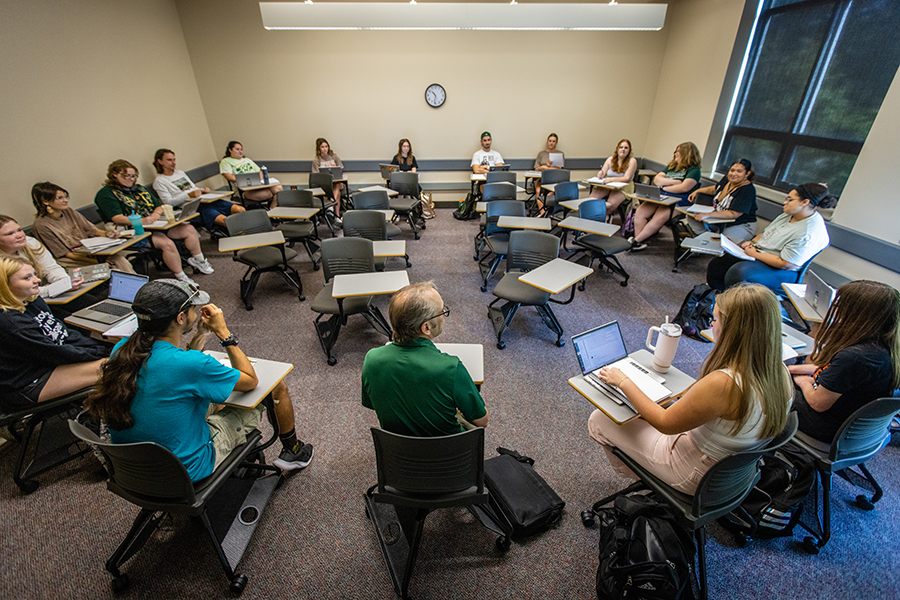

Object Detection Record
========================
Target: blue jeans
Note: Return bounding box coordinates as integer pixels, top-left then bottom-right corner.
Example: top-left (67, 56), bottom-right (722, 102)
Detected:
top-left (706, 253), bottom-right (798, 293)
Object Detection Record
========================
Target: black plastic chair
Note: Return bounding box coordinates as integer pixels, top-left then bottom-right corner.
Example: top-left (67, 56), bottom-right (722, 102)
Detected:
top-left (486, 171), bottom-right (516, 185)
top-left (224, 211), bottom-right (304, 310)
top-left (352, 190), bottom-right (402, 239)
top-left (273, 189), bottom-right (321, 270)
top-left (389, 171), bottom-right (424, 239)
top-left (68, 419), bottom-right (280, 596)
top-left (582, 413), bottom-right (798, 600)
top-left (342, 210), bottom-right (410, 270)
top-left (791, 397), bottom-right (900, 554)
top-left (478, 200), bottom-right (526, 292)
top-left (363, 427), bottom-right (508, 599)
top-left (536, 169), bottom-right (570, 215)
top-left (569, 199), bottom-right (631, 287)
top-left (309, 172), bottom-right (340, 235)
top-left (0, 387), bottom-right (93, 494)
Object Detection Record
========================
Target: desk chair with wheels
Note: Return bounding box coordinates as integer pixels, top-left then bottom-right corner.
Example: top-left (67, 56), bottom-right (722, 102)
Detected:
top-left (389, 172), bottom-right (424, 239)
top-left (569, 199), bottom-right (631, 287)
top-left (352, 190), bottom-right (402, 239)
top-left (342, 210), bottom-right (410, 270)
top-left (778, 251), bottom-right (826, 332)
top-left (582, 413), bottom-right (798, 600)
top-left (224, 211), bottom-right (304, 310)
top-left (791, 397), bottom-right (900, 554)
top-left (488, 230), bottom-right (566, 349)
top-left (536, 169), bottom-right (570, 215)
top-left (548, 180), bottom-right (578, 224)
top-left (273, 189), bottom-right (321, 270)
top-left (68, 419), bottom-right (281, 596)
top-left (363, 427), bottom-right (508, 600)
top-left (311, 237), bottom-right (391, 366)
top-left (309, 172), bottom-right (340, 235)
top-left (0, 387), bottom-right (93, 494)
top-left (671, 192), bottom-right (714, 270)
top-left (478, 200), bottom-right (527, 292)
top-left (473, 183), bottom-right (520, 258)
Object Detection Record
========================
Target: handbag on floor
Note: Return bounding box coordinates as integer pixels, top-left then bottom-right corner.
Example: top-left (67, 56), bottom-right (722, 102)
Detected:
top-left (420, 192), bottom-right (436, 219)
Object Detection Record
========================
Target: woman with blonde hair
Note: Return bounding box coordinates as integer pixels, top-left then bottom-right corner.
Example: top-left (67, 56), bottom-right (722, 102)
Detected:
top-left (0, 214), bottom-right (78, 297)
top-left (588, 283), bottom-right (792, 493)
top-left (0, 257), bottom-right (108, 411)
top-left (588, 138), bottom-right (638, 215)
top-left (790, 280), bottom-right (900, 442)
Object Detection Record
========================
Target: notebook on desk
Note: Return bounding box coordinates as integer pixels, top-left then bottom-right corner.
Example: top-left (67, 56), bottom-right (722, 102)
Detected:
top-left (71, 270), bottom-right (148, 325)
top-left (805, 270), bottom-right (836, 319)
top-left (319, 165), bottom-right (343, 179)
top-left (572, 321), bottom-right (672, 414)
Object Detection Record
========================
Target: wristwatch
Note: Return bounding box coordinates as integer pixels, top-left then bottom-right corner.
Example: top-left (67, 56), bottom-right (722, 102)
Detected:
top-left (220, 334), bottom-right (239, 347)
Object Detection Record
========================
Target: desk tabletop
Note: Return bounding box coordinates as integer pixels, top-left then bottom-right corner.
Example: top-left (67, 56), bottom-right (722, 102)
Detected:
top-left (558, 217), bottom-right (619, 237)
top-left (307, 187), bottom-right (325, 196)
top-left (541, 182), bottom-right (586, 193)
top-left (568, 349), bottom-right (695, 425)
top-left (144, 214), bottom-right (199, 230)
top-left (357, 185), bottom-right (399, 197)
top-left (204, 351), bottom-right (293, 409)
top-left (700, 323), bottom-right (813, 357)
top-left (237, 181), bottom-right (281, 192)
top-left (199, 191), bottom-right (234, 203)
top-left (45, 278), bottom-right (106, 305)
top-left (434, 343), bottom-right (484, 385)
top-left (559, 198), bottom-right (588, 212)
top-left (267, 207), bottom-right (320, 220)
top-left (77, 232), bottom-right (152, 256)
top-left (627, 192), bottom-right (681, 206)
top-left (332, 270), bottom-right (410, 298)
top-left (782, 283), bottom-right (825, 323)
top-left (674, 205), bottom-right (735, 224)
top-left (218, 230), bottom-right (285, 252)
top-left (581, 178), bottom-right (629, 191)
top-left (376, 209), bottom-right (395, 221)
top-left (372, 240), bottom-right (407, 257)
top-left (497, 216), bottom-right (551, 230)
top-left (638, 169), bottom-right (658, 178)
top-left (519, 258), bottom-right (593, 294)
top-left (475, 201), bottom-right (487, 213)
top-left (470, 173), bottom-right (487, 182)
top-left (524, 171), bottom-right (542, 178)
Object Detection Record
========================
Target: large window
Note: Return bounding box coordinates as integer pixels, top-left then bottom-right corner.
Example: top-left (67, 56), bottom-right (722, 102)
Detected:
top-left (717, 0), bottom-right (900, 197)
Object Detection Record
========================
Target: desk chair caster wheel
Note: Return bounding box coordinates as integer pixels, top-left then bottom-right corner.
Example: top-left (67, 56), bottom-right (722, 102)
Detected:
top-left (581, 509), bottom-right (596, 527)
top-left (856, 495), bottom-right (875, 511)
top-left (313, 263), bottom-right (320, 271)
top-left (111, 573), bottom-right (130, 593)
top-left (230, 573), bottom-right (248, 595)
top-left (414, 234), bottom-right (421, 240)
top-left (298, 294), bottom-right (306, 302)
top-left (327, 357), bottom-right (337, 366)
top-left (406, 261), bottom-right (412, 268)
top-left (555, 340), bottom-right (565, 347)
top-left (578, 283), bottom-right (586, 292)
top-left (619, 281), bottom-right (628, 287)
top-left (481, 285), bottom-right (487, 293)
top-left (496, 536), bottom-right (511, 552)
top-left (802, 537), bottom-right (821, 554)
top-left (18, 480), bottom-right (40, 495)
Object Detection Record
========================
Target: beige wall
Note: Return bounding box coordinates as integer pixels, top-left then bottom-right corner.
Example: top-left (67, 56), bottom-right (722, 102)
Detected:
top-left (0, 0), bottom-right (215, 225)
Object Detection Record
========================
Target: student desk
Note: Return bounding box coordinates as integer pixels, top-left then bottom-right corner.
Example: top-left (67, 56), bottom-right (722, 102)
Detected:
top-left (699, 324), bottom-right (815, 357)
top-left (144, 213), bottom-right (199, 231)
top-left (372, 240), bottom-right (410, 269)
top-left (625, 191), bottom-right (681, 206)
top-left (218, 230), bottom-right (286, 253)
top-left (782, 283), bottom-right (825, 325)
top-left (582, 179), bottom-right (629, 193)
top-left (524, 171), bottom-right (542, 197)
top-left (518, 258), bottom-right (593, 294)
top-left (568, 349), bottom-right (695, 425)
top-left (267, 207), bottom-right (320, 220)
top-left (434, 343), bottom-right (484, 387)
top-left (674, 205), bottom-right (736, 225)
top-left (470, 173), bottom-right (487, 196)
top-left (357, 185), bottom-right (399, 197)
top-left (46, 278), bottom-right (106, 305)
top-left (476, 197), bottom-right (527, 213)
top-left (199, 191), bottom-right (235, 203)
top-left (559, 198), bottom-right (589, 212)
top-left (236, 179), bottom-right (281, 193)
top-left (496, 216), bottom-right (551, 231)
top-left (74, 232), bottom-right (152, 256)
top-left (557, 217), bottom-right (619, 237)
top-left (540, 182), bottom-right (587, 194)
top-left (636, 169), bottom-right (659, 183)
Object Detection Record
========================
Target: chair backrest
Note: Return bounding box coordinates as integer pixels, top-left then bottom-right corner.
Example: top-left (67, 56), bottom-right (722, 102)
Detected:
top-left (277, 189), bottom-right (315, 208)
top-left (320, 236), bottom-right (375, 282)
top-left (342, 210), bottom-right (387, 241)
top-left (371, 427), bottom-right (485, 496)
top-left (486, 171), bottom-right (516, 185)
top-left (225, 209), bottom-right (273, 236)
top-left (691, 412), bottom-right (798, 518)
top-left (553, 181), bottom-right (579, 203)
top-left (577, 199), bottom-right (607, 222)
top-left (390, 171), bottom-right (419, 197)
top-left (309, 172), bottom-right (335, 199)
top-left (353, 190), bottom-right (391, 210)
top-left (830, 397), bottom-right (900, 462)
top-left (507, 230), bottom-right (559, 272)
top-left (485, 200), bottom-right (526, 237)
top-left (69, 420), bottom-right (197, 504)
top-left (793, 249), bottom-right (825, 284)
top-left (483, 182), bottom-right (517, 201)
top-left (541, 169), bottom-right (570, 186)
top-left (77, 204), bottom-right (105, 225)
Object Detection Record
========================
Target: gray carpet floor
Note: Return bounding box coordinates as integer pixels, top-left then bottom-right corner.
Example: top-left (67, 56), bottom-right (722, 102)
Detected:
top-left (2, 210), bottom-right (897, 599)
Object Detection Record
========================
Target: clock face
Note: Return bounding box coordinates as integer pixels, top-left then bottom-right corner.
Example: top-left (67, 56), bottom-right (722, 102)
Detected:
top-left (425, 83), bottom-right (446, 108)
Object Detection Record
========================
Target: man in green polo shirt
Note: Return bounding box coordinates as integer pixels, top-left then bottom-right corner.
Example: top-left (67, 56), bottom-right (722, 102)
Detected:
top-left (361, 282), bottom-right (489, 437)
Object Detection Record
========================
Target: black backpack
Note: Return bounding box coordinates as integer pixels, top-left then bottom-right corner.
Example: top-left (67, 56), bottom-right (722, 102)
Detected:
top-left (720, 443), bottom-right (816, 541)
top-left (596, 495), bottom-right (696, 600)
top-left (452, 192), bottom-right (478, 220)
top-left (673, 284), bottom-right (717, 341)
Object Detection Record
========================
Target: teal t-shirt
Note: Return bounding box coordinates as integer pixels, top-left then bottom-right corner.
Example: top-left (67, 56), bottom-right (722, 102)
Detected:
top-left (109, 339), bottom-right (241, 481)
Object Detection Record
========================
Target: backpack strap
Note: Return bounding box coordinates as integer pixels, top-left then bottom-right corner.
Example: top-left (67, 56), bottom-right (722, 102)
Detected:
top-left (496, 447), bottom-right (535, 466)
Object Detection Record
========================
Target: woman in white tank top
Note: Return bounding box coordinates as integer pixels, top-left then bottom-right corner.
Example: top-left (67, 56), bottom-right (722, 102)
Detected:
top-left (588, 284), bottom-right (792, 493)
top-left (588, 139), bottom-right (638, 215)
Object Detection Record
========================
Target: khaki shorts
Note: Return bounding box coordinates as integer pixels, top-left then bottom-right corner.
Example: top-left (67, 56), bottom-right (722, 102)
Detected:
top-left (207, 405), bottom-right (265, 470)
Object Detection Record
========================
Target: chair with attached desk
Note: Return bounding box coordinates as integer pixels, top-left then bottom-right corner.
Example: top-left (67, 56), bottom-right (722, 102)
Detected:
top-left (311, 237), bottom-right (390, 366)
top-left (478, 200), bottom-right (527, 292)
top-left (76, 204), bottom-right (154, 275)
top-left (671, 192), bottom-right (714, 270)
top-left (778, 251), bottom-right (826, 331)
top-left (582, 413), bottom-right (798, 600)
top-left (569, 199), bottom-right (631, 287)
top-left (389, 172), bottom-right (424, 239)
top-left (272, 189), bottom-right (321, 270)
top-left (488, 230), bottom-right (564, 349)
top-left (536, 169), bottom-right (570, 215)
top-left (486, 170), bottom-right (516, 185)
top-left (223, 211), bottom-right (304, 310)
top-left (342, 210), bottom-right (410, 270)
top-left (68, 418), bottom-right (281, 596)
top-left (309, 172), bottom-right (340, 234)
top-left (363, 427), bottom-right (508, 600)
top-left (791, 397), bottom-right (900, 554)
top-left (547, 180), bottom-right (578, 223)
top-left (473, 183), bottom-right (521, 257)
top-left (352, 190), bottom-right (402, 239)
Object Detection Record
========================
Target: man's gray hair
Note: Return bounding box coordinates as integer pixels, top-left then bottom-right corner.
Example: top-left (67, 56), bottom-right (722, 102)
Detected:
top-left (389, 281), bottom-right (440, 344)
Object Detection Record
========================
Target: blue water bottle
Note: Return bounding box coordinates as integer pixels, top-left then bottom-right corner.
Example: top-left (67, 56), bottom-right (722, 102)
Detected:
top-left (261, 166), bottom-right (269, 185)
top-left (127, 212), bottom-right (145, 235)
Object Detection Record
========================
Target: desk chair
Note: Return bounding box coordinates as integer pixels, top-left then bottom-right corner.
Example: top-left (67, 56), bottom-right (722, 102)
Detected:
top-left (342, 210), bottom-right (410, 270)
top-left (778, 252), bottom-right (826, 332)
top-left (671, 192), bottom-right (714, 271)
top-left (479, 200), bottom-right (527, 292)
top-left (309, 172), bottom-right (340, 235)
top-left (488, 230), bottom-right (565, 349)
top-left (569, 199), bottom-right (631, 288)
top-left (68, 420), bottom-right (281, 596)
top-left (486, 171), bottom-right (516, 185)
top-left (473, 184), bottom-right (521, 257)
top-left (582, 413), bottom-right (798, 600)
top-left (536, 169), bottom-right (570, 216)
top-left (791, 397), bottom-right (900, 554)
top-left (224, 211), bottom-right (304, 310)
top-left (273, 189), bottom-right (321, 270)
top-left (76, 204), bottom-right (155, 275)
top-left (352, 190), bottom-right (402, 239)
top-left (363, 427), bottom-right (508, 599)
top-left (389, 172), bottom-right (424, 239)
top-left (0, 387), bottom-right (93, 494)
top-left (311, 237), bottom-right (391, 366)
top-left (548, 180), bottom-right (578, 224)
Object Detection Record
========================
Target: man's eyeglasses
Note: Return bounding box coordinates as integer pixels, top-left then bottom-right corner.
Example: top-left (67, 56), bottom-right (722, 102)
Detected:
top-left (177, 282), bottom-right (201, 314)
top-left (419, 305), bottom-right (450, 328)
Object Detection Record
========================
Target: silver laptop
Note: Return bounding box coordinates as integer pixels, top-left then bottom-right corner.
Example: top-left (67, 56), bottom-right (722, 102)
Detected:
top-left (632, 183), bottom-right (661, 202)
top-left (572, 321), bottom-right (672, 413)
top-left (319, 165), bottom-right (343, 179)
top-left (71, 270), bottom-right (148, 325)
top-left (234, 172), bottom-right (263, 188)
top-left (805, 270), bottom-right (836, 319)
top-left (379, 164), bottom-right (399, 179)
top-left (174, 198), bottom-right (201, 221)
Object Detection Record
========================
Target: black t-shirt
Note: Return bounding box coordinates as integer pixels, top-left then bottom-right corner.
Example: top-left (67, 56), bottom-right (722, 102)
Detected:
top-left (391, 154), bottom-right (418, 172)
top-left (713, 177), bottom-right (757, 226)
top-left (793, 343), bottom-right (894, 442)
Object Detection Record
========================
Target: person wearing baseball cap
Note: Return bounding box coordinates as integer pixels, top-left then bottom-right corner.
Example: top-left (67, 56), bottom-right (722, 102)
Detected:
top-left (85, 279), bottom-right (313, 481)
top-left (471, 131), bottom-right (504, 175)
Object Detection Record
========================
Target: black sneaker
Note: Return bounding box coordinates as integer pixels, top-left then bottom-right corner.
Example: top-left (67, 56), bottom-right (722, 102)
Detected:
top-left (274, 442), bottom-right (314, 471)
top-left (630, 241), bottom-right (648, 252)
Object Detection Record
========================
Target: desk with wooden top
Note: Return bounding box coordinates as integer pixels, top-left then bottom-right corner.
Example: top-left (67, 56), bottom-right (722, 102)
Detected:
top-left (144, 213), bottom-right (199, 231)
top-left (267, 207), bottom-right (320, 220)
top-left (199, 191), bottom-right (235, 203)
top-left (357, 185), bottom-right (399, 197)
top-left (74, 232), bottom-right (151, 256)
top-left (434, 343), bottom-right (484, 387)
top-left (496, 216), bottom-right (551, 231)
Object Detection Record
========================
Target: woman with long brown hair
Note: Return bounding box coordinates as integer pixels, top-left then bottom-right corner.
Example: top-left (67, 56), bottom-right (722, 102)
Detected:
top-left (391, 138), bottom-right (418, 173)
top-left (790, 280), bottom-right (900, 442)
top-left (588, 283), bottom-right (792, 493)
top-left (588, 138), bottom-right (638, 214)
top-left (312, 137), bottom-right (345, 220)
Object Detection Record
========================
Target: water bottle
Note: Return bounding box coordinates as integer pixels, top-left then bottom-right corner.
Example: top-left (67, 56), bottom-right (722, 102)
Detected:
top-left (127, 212), bottom-right (145, 235)
top-left (261, 166), bottom-right (269, 185)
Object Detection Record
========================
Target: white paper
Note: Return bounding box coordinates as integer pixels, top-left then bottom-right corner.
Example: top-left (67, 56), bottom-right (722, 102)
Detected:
top-left (148, 220), bottom-right (170, 228)
top-left (80, 236), bottom-right (121, 250)
top-left (46, 278), bottom-right (73, 297)
top-left (782, 343), bottom-right (798, 361)
top-left (199, 193), bottom-right (224, 199)
top-left (585, 177), bottom-right (627, 189)
top-left (720, 236), bottom-right (756, 261)
top-left (103, 314), bottom-right (138, 338)
top-left (686, 204), bottom-right (714, 214)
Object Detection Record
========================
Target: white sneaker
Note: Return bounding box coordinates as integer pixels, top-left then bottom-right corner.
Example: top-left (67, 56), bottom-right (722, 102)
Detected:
top-left (187, 257), bottom-right (214, 275)
top-left (175, 272), bottom-right (197, 285)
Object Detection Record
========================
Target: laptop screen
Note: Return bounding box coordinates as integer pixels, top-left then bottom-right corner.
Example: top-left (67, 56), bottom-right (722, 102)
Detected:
top-left (108, 271), bottom-right (148, 303)
top-left (572, 321), bottom-right (629, 376)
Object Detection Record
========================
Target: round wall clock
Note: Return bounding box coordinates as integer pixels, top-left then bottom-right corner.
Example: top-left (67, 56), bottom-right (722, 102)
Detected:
top-left (425, 83), bottom-right (446, 108)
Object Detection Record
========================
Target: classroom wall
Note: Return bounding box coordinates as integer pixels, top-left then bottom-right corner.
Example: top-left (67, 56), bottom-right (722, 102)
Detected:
top-left (0, 0), bottom-right (216, 225)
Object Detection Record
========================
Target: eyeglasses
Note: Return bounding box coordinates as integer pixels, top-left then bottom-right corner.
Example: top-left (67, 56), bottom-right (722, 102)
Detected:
top-left (419, 305), bottom-right (450, 328)
top-left (177, 282), bottom-right (201, 314)
top-left (120, 173), bottom-right (138, 180)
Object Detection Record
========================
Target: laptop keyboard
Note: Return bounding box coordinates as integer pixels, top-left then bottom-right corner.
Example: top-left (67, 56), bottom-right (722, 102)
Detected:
top-left (92, 302), bottom-right (131, 317)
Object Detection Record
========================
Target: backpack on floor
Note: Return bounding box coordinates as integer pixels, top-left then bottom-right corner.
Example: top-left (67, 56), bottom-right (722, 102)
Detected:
top-left (481, 447), bottom-right (565, 539)
top-left (595, 494), bottom-right (696, 600)
top-left (673, 284), bottom-right (717, 341)
top-left (720, 443), bottom-right (816, 541)
top-left (621, 208), bottom-right (636, 239)
top-left (452, 193), bottom-right (478, 220)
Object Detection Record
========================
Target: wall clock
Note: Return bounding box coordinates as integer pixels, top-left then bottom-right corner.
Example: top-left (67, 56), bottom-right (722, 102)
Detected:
top-left (425, 83), bottom-right (446, 108)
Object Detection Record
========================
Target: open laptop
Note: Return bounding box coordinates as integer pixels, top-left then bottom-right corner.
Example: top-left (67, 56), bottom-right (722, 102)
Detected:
top-left (173, 198), bottom-right (201, 221)
top-left (379, 163), bottom-right (399, 179)
top-left (234, 172), bottom-right (263, 188)
top-left (805, 270), bottom-right (836, 319)
top-left (71, 270), bottom-right (148, 325)
top-left (572, 321), bottom-right (672, 413)
top-left (319, 165), bottom-right (343, 179)
top-left (488, 164), bottom-right (511, 172)
top-left (631, 182), bottom-right (661, 202)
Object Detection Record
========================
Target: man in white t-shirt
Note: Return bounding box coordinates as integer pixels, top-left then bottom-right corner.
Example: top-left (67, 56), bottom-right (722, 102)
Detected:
top-left (471, 132), bottom-right (503, 175)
